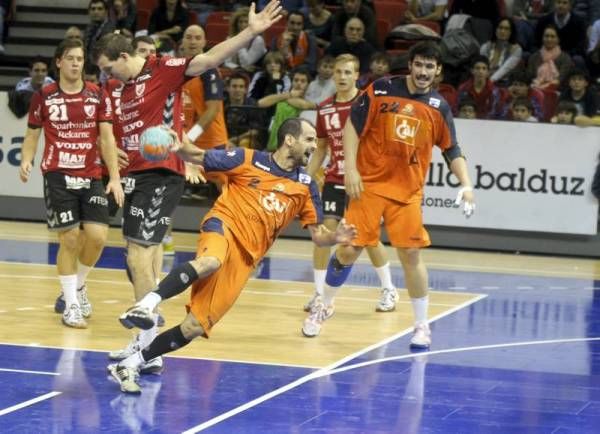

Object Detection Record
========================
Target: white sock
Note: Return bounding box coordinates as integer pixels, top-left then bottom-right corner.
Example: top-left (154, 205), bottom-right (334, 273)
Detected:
top-left (76, 261), bottom-right (92, 289)
top-left (60, 274), bottom-right (78, 307)
top-left (139, 322), bottom-right (158, 348)
top-left (322, 284), bottom-right (338, 307)
top-left (374, 262), bottom-right (394, 289)
top-left (411, 295), bottom-right (429, 324)
top-left (120, 351), bottom-right (145, 369)
top-left (313, 269), bottom-right (326, 296)
top-left (139, 292), bottom-right (162, 311)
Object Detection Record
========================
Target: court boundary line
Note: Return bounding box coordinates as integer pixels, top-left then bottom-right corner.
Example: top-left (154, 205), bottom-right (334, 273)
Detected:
top-left (0, 391), bottom-right (62, 417)
top-left (0, 368), bottom-right (59, 376)
top-left (181, 293), bottom-right (487, 433)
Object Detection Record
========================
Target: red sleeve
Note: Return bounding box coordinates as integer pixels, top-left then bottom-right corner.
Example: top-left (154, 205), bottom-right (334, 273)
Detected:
top-left (27, 91), bottom-right (44, 128)
top-left (159, 56), bottom-right (194, 94)
top-left (98, 88), bottom-right (113, 123)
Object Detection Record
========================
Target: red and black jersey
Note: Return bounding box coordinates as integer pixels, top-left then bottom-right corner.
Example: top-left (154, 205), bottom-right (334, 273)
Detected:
top-left (350, 76), bottom-right (457, 203)
top-left (116, 55), bottom-right (193, 176)
top-left (28, 81), bottom-right (112, 178)
top-left (315, 93), bottom-right (358, 185)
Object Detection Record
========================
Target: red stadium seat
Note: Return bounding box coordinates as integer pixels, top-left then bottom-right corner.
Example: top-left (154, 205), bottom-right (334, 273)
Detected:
top-left (205, 11), bottom-right (232, 26)
top-left (373, 0), bottom-right (408, 28)
top-left (262, 21), bottom-right (286, 48)
top-left (377, 18), bottom-right (391, 49)
top-left (205, 22), bottom-right (230, 47)
top-left (137, 8), bottom-right (150, 30)
top-left (137, 0), bottom-right (158, 12)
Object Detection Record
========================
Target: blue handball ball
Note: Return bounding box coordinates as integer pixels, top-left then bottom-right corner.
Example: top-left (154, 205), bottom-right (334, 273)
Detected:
top-left (139, 126), bottom-right (173, 161)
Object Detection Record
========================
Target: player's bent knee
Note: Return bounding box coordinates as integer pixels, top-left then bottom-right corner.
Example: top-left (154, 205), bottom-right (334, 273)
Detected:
top-left (398, 248), bottom-right (422, 267)
top-left (191, 256), bottom-right (221, 276)
top-left (59, 229), bottom-right (80, 251)
top-left (336, 245), bottom-right (361, 265)
top-left (180, 314), bottom-right (205, 340)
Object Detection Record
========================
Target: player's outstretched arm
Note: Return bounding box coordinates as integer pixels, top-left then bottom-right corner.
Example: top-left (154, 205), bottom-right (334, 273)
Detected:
top-left (168, 129), bottom-right (207, 175)
top-left (19, 127), bottom-right (41, 183)
top-left (450, 157), bottom-right (475, 218)
top-left (186, 1), bottom-right (282, 76)
top-left (308, 219), bottom-right (358, 247)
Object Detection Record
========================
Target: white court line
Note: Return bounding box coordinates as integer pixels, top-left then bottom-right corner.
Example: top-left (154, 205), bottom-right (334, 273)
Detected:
top-left (0, 368), bottom-right (60, 376)
top-left (181, 293), bottom-right (487, 434)
top-left (0, 391), bottom-right (62, 417)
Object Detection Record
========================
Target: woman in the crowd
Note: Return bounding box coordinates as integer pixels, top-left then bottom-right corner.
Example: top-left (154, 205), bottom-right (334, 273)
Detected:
top-left (223, 7), bottom-right (267, 73)
top-left (148, 0), bottom-right (189, 43)
top-left (527, 24), bottom-right (573, 90)
top-left (480, 17), bottom-right (523, 85)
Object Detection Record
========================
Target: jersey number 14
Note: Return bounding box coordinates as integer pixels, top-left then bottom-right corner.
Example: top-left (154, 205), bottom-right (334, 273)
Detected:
top-left (323, 112), bottom-right (341, 130)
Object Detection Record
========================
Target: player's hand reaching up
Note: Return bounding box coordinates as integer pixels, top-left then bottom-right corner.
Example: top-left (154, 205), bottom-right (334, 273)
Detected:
top-left (344, 167), bottom-right (363, 199)
top-left (248, 1), bottom-right (283, 35)
top-left (454, 186), bottom-right (475, 218)
top-left (335, 218), bottom-right (358, 245)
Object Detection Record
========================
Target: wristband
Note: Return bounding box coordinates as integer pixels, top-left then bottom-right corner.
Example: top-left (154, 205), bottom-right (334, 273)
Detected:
top-left (187, 124), bottom-right (204, 142)
top-left (458, 186), bottom-right (473, 194)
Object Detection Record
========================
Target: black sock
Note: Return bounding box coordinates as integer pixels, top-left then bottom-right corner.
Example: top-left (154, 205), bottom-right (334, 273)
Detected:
top-left (141, 325), bottom-right (191, 361)
top-left (156, 262), bottom-right (199, 299)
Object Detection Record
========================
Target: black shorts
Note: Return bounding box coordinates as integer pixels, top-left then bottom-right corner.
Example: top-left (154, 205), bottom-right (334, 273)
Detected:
top-left (43, 172), bottom-right (109, 231)
top-left (102, 175), bottom-right (126, 217)
top-left (123, 169), bottom-right (185, 245)
top-left (321, 182), bottom-right (347, 220)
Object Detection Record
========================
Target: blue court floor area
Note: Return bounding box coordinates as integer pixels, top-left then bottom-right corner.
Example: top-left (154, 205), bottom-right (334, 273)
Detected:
top-left (1, 238), bottom-right (600, 433)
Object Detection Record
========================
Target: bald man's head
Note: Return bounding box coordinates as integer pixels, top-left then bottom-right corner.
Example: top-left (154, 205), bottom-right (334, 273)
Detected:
top-left (181, 25), bottom-right (206, 56)
top-left (345, 17), bottom-right (364, 44)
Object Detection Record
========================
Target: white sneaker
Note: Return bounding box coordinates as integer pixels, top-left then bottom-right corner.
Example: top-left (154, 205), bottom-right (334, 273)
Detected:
top-left (303, 292), bottom-right (320, 312)
top-left (109, 335), bottom-right (142, 360)
top-left (410, 322), bottom-right (431, 349)
top-left (77, 285), bottom-right (92, 318)
top-left (376, 287), bottom-right (399, 312)
top-left (108, 363), bottom-right (141, 394)
top-left (139, 356), bottom-right (163, 375)
top-left (119, 305), bottom-right (155, 330)
top-left (62, 304), bottom-right (87, 329)
top-left (302, 300), bottom-right (334, 337)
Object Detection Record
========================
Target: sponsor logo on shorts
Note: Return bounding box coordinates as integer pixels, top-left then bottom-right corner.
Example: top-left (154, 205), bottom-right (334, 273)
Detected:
top-left (89, 195), bottom-right (108, 206)
top-left (123, 177), bottom-right (135, 194)
top-left (64, 175), bottom-right (91, 190)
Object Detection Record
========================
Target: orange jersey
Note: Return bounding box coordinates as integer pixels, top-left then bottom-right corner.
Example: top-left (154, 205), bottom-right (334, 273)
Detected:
top-left (351, 76), bottom-right (457, 203)
top-left (202, 148), bottom-right (322, 264)
top-left (182, 69), bottom-right (228, 149)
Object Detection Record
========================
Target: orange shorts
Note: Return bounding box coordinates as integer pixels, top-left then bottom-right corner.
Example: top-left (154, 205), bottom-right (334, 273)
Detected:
top-left (186, 228), bottom-right (254, 337)
top-left (345, 189), bottom-right (430, 248)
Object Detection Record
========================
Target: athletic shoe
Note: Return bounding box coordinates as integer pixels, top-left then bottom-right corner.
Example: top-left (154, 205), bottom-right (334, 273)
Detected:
top-left (119, 305), bottom-right (155, 330)
top-left (77, 285), bottom-right (92, 318)
top-left (302, 300), bottom-right (334, 337)
top-left (62, 304), bottom-right (87, 329)
top-left (139, 356), bottom-right (163, 375)
top-left (409, 322), bottom-right (431, 349)
top-left (303, 292), bottom-right (320, 312)
top-left (108, 334), bottom-right (142, 360)
top-left (54, 286), bottom-right (92, 318)
top-left (108, 363), bottom-right (141, 394)
top-left (376, 287), bottom-right (399, 312)
top-left (162, 237), bottom-right (175, 256)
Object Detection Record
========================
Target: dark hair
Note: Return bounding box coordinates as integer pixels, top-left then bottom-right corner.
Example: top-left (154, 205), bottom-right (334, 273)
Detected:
top-left (566, 67), bottom-right (590, 82)
top-left (55, 38), bottom-right (85, 61)
top-left (318, 55), bottom-right (335, 67)
top-left (91, 33), bottom-right (134, 62)
top-left (509, 69), bottom-right (531, 85)
top-left (276, 118), bottom-right (313, 149)
top-left (228, 71), bottom-right (250, 87)
top-left (287, 10), bottom-right (305, 23)
top-left (470, 54), bottom-right (489, 69)
top-left (512, 96), bottom-right (532, 112)
top-left (132, 35), bottom-right (155, 49)
top-left (408, 41), bottom-right (442, 65)
top-left (29, 56), bottom-right (49, 70)
top-left (370, 52), bottom-right (390, 66)
top-left (291, 66), bottom-right (312, 81)
top-left (458, 98), bottom-right (477, 110)
top-left (556, 100), bottom-right (577, 117)
top-left (88, 0), bottom-right (108, 9)
top-left (492, 17), bottom-right (518, 45)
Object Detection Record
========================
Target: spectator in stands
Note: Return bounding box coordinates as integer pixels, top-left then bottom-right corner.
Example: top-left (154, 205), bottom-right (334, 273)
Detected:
top-left (586, 19), bottom-right (600, 81)
top-left (148, 0), bottom-right (189, 43)
top-left (457, 55), bottom-right (506, 119)
top-left (15, 57), bottom-right (53, 92)
top-left (358, 51), bottom-right (390, 89)
top-left (447, 0), bottom-right (500, 43)
top-left (480, 18), bottom-right (523, 85)
top-left (527, 25), bottom-right (573, 90)
top-left (248, 51), bottom-right (292, 100)
top-left (457, 98), bottom-right (477, 118)
top-left (305, 55), bottom-right (336, 105)
top-left (551, 99), bottom-right (578, 124)
top-left (404, 0), bottom-right (447, 23)
top-left (331, 0), bottom-right (377, 48)
top-left (534, 0), bottom-right (587, 59)
top-left (325, 17), bottom-right (376, 74)
top-left (0, 0), bottom-right (16, 54)
top-left (558, 68), bottom-right (600, 126)
top-left (84, 0), bottom-right (115, 63)
top-left (110, 0), bottom-right (137, 33)
top-left (132, 35), bottom-right (156, 57)
top-left (500, 69), bottom-right (544, 121)
top-left (432, 69), bottom-right (457, 113)
top-left (65, 26), bottom-right (83, 41)
top-left (259, 67), bottom-right (316, 150)
top-left (258, 0), bottom-right (305, 18)
top-left (271, 10), bottom-right (318, 72)
top-left (224, 72), bottom-right (265, 148)
top-left (511, 0), bottom-right (553, 52)
top-left (511, 97), bottom-right (538, 121)
top-left (224, 7), bottom-right (267, 73)
top-left (306, 0), bottom-right (334, 50)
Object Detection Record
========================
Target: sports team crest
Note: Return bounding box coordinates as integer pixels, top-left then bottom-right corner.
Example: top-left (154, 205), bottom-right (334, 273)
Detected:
top-left (84, 105), bottom-right (95, 118)
top-left (135, 83), bottom-right (145, 98)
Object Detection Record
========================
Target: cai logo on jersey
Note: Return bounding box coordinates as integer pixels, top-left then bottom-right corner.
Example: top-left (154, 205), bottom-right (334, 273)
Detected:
top-left (392, 115), bottom-right (421, 146)
top-left (260, 192), bottom-right (288, 214)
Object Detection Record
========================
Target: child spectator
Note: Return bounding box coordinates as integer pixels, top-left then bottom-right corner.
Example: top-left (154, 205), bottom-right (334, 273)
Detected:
top-left (457, 55), bottom-right (507, 119)
top-left (358, 52), bottom-right (390, 89)
top-left (248, 52), bottom-right (291, 101)
top-left (551, 100), bottom-right (578, 124)
top-left (305, 55), bottom-right (336, 105)
top-left (511, 97), bottom-right (538, 121)
top-left (457, 98), bottom-right (477, 119)
top-left (500, 69), bottom-right (544, 120)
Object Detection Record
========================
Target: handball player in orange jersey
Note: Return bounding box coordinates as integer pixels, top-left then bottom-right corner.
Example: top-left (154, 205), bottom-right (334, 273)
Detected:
top-left (303, 41), bottom-right (476, 347)
top-left (107, 118), bottom-right (357, 394)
